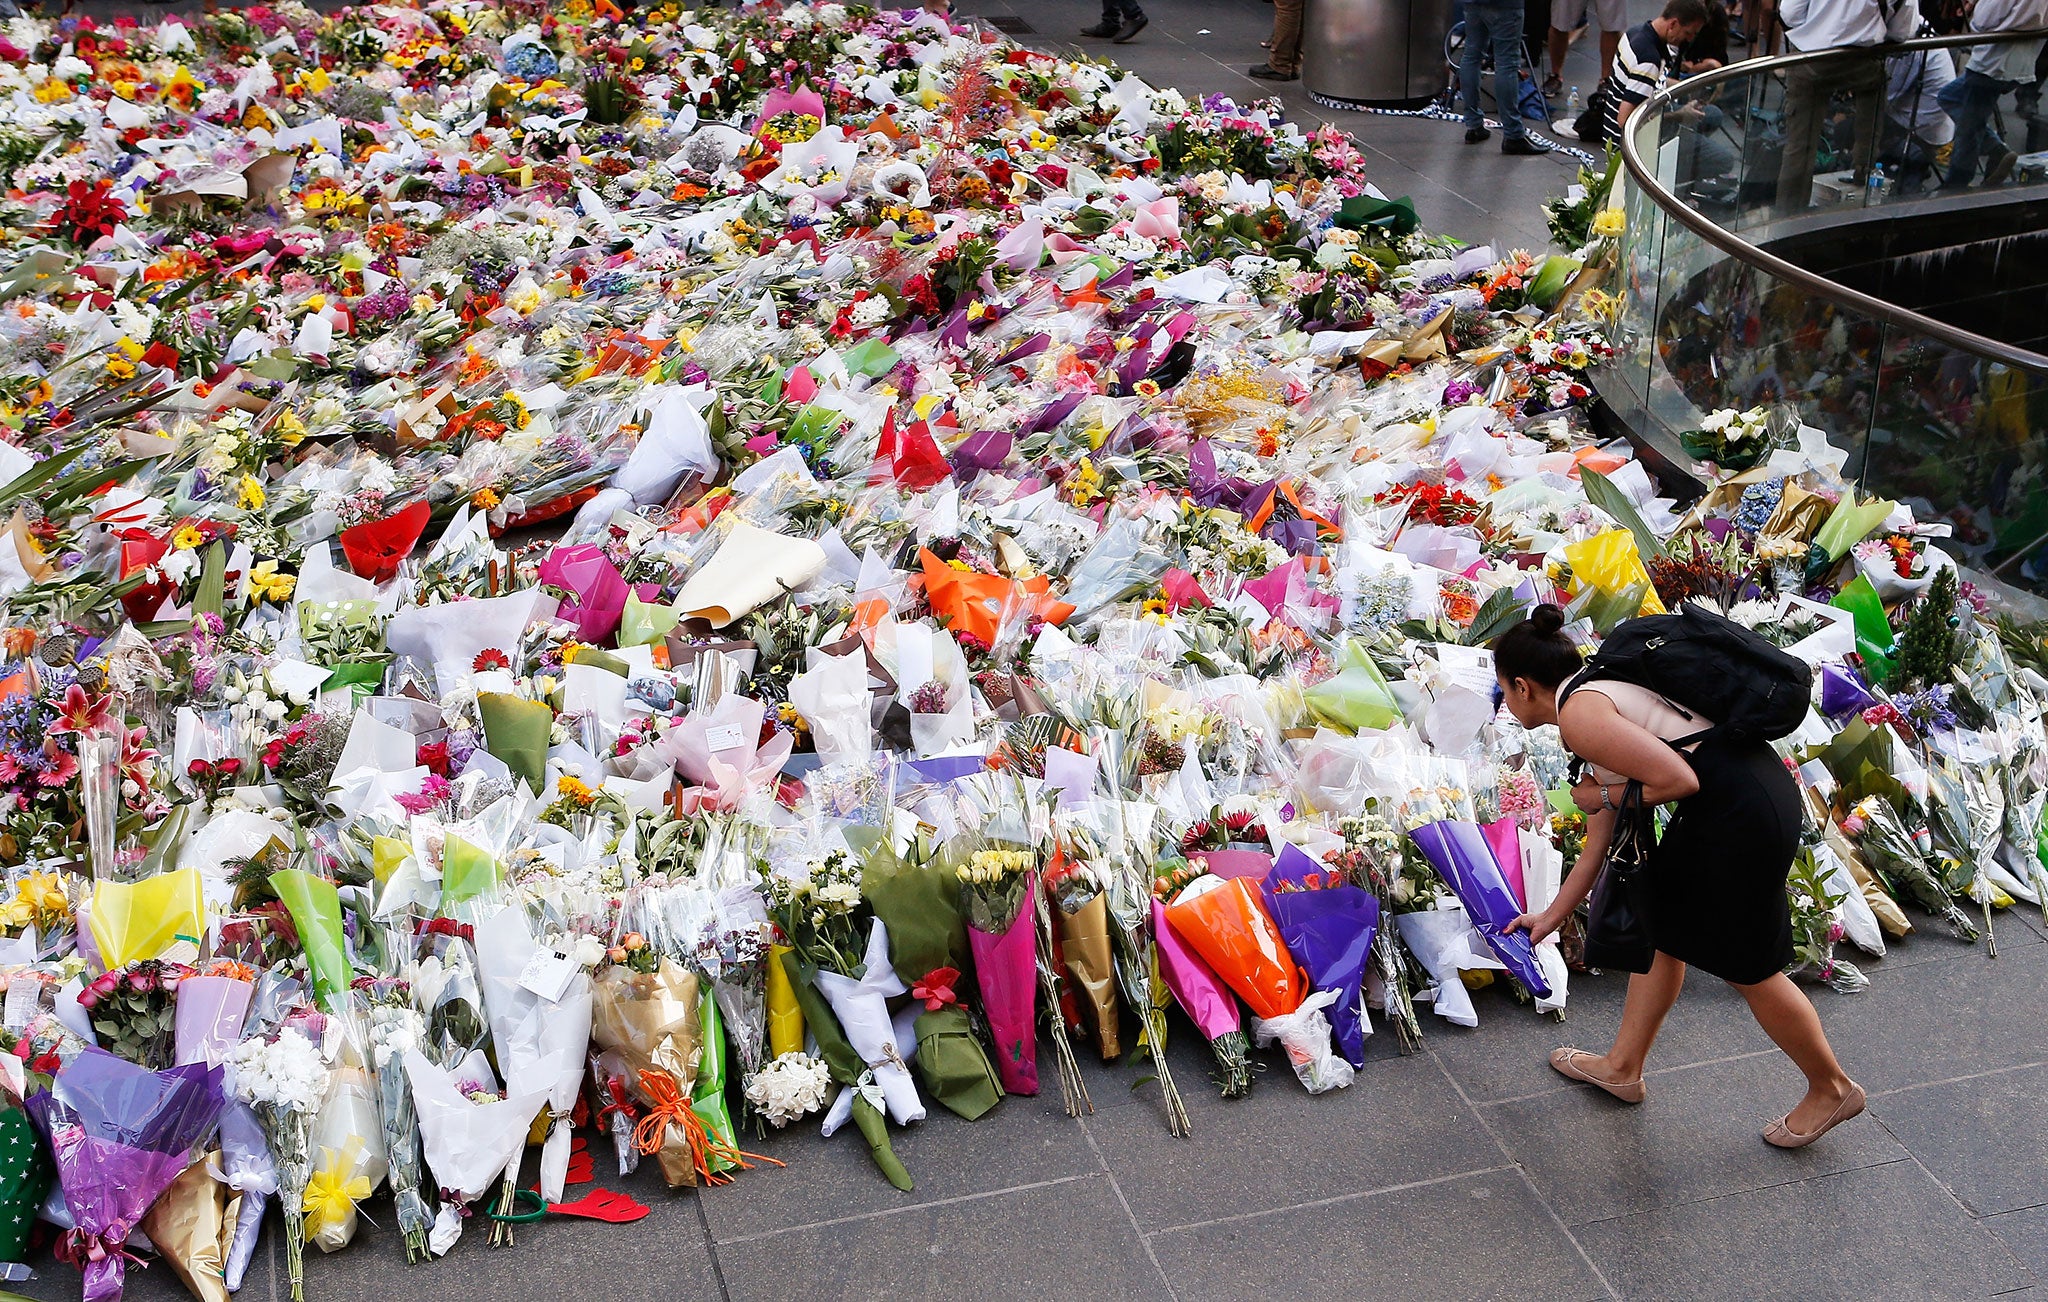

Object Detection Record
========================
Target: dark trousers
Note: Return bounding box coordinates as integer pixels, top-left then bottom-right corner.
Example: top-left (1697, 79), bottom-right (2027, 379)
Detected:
top-left (1101, 0), bottom-right (1144, 21)
top-left (1461, 1), bottom-right (1531, 137)
top-left (1774, 57), bottom-right (1883, 214)
top-left (1937, 69), bottom-right (2015, 187)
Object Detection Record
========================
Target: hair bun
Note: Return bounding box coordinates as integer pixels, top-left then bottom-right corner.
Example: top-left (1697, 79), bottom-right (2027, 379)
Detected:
top-left (1529, 603), bottom-right (1567, 635)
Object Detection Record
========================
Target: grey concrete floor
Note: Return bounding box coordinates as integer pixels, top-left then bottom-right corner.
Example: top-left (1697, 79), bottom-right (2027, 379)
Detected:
top-left (15, 3), bottom-right (2048, 1298)
top-left (15, 902), bottom-right (2048, 1301)
top-left (972, 0), bottom-right (1599, 250)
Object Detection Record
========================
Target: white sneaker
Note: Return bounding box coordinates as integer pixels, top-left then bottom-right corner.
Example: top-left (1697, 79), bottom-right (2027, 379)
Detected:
top-left (1549, 119), bottom-right (1579, 140)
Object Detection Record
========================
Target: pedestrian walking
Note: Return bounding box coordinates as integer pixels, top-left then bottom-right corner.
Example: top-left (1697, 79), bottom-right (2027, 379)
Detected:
top-left (1492, 606), bottom-right (1866, 1150)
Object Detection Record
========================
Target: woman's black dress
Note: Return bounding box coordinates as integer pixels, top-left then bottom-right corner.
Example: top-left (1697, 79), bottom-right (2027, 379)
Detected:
top-left (1646, 735), bottom-right (1799, 984)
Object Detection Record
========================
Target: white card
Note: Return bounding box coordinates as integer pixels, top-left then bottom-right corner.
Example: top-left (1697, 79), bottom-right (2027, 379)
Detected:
top-left (517, 950), bottom-right (577, 1003)
top-left (705, 723), bottom-right (746, 753)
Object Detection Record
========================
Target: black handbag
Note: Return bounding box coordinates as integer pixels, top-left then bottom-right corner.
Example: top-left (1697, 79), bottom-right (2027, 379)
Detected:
top-left (1582, 779), bottom-right (1656, 974)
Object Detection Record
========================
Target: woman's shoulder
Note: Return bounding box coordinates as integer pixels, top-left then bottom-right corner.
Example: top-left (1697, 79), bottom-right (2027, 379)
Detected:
top-left (1563, 673), bottom-right (1710, 739)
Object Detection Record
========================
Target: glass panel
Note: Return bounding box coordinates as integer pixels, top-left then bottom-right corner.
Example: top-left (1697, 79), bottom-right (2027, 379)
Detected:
top-left (1600, 34), bottom-right (2048, 593)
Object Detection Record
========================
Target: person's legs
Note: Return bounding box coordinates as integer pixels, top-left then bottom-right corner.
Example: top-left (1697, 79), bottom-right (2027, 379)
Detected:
top-left (1526, 0), bottom-right (1555, 87)
top-left (1600, 951), bottom-right (1686, 1079)
top-left (1846, 61), bottom-right (1886, 183)
top-left (1599, 26), bottom-right (1622, 83)
top-left (1547, 0), bottom-right (1581, 98)
top-left (1490, 5), bottom-right (1530, 137)
top-left (1939, 72), bottom-right (1997, 186)
top-left (1560, 951), bottom-right (1686, 1085)
top-left (1266, 0), bottom-right (1304, 73)
top-left (1775, 61), bottom-right (1827, 213)
top-left (1461, 9), bottom-right (1492, 131)
top-left (1731, 972), bottom-right (1855, 1132)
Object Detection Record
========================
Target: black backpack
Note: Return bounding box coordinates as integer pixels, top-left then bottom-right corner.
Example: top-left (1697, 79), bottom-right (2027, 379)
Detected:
top-left (1559, 604), bottom-right (1813, 747)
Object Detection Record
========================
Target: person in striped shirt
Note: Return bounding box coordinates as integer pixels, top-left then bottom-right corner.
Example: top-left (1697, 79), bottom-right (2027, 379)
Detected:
top-left (1555, 0), bottom-right (1711, 142)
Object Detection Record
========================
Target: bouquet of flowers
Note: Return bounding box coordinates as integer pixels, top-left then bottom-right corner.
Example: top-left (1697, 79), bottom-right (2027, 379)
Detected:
top-left (474, 904), bottom-right (594, 1231)
top-left (1679, 405), bottom-right (1775, 472)
top-left (1150, 868), bottom-right (1253, 1097)
top-left (1261, 845), bottom-right (1381, 1069)
top-left (32, 1051), bottom-right (227, 1302)
top-left (956, 844), bottom-right (1041, 1096)
top-left (228, 1025), bottom-right (327, 1302)
top-left (357, 976), bottom-right (432, 1262)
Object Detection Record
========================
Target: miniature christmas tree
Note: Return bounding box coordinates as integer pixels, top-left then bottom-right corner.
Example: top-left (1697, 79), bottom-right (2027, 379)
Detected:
top-left (1895, 565), bottom-right (1961, 691)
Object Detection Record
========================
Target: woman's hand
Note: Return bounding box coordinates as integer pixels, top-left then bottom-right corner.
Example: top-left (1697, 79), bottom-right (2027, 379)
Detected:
top-left (1571, 774), bottom-right (1607, 814)
top-left (1506, 910), bottom-right (1561, 944)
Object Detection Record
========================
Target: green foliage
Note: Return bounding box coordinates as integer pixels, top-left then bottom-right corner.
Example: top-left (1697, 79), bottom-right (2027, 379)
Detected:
top-left (1895, 566), bottom-right (1961, 691)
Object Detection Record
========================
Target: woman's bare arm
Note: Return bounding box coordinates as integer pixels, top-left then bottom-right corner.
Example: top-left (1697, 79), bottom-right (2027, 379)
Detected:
top-left (1558, 691), bottom-right (1702, 806)
top-left (1510, 805), bottom-right (1614, 941)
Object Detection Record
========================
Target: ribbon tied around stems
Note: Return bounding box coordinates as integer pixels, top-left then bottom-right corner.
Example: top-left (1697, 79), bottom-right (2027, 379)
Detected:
top-left (57, 1224), bottom-right (146, 1271)
top-left (303, 1147), bottom-right (373, 1243)
top-left (911, 966), bottom-right (960, 1012)
top-left (597, 1076), bottom-right (638, 1130)
top-left (438, 1189), bottom-right (476, 1217)
top-left (853, 1034), bottom-right (913, 1111)
top-left (631, 1068), bottom-right (783, 1187)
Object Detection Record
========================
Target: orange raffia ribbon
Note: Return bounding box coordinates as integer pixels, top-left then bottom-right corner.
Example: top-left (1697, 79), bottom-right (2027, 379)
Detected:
top-left (631, 1069), bottom-right (783, 1186)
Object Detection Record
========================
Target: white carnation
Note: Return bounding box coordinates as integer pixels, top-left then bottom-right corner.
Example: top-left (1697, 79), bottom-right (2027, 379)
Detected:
top-left (744, 1052), bottom-right (831, 1128)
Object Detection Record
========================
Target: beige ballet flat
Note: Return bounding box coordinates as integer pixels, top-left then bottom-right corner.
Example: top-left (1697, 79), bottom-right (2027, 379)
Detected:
top-left (1764, 1083), bottom-right (1866, 1148)
top-left (1548, 1047), bottom-right (1646, 1104)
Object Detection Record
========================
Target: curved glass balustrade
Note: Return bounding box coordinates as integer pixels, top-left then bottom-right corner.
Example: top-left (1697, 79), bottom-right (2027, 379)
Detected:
top-left (1602, 32), bottom-right (2048, 587)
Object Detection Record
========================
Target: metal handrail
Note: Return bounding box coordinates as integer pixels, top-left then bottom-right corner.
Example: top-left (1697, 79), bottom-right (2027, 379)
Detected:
top-left (1616, 28), bottom-right (2048, 374)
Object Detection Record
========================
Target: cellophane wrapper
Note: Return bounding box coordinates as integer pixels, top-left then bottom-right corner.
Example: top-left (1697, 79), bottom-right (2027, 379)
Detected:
top-left (1251, 989), bottom-right (1355, 1094)
top-left (361, 982), bottom-right (432, 1260)
top-left (29, 1052), bottom-right (226, 1302)
top-left (590, 957), bottom-right (703, 1187)
top-left (139, 1153), bottom-right (232, 1302)
top-left (305, 1025), bottom-right (388, 1254)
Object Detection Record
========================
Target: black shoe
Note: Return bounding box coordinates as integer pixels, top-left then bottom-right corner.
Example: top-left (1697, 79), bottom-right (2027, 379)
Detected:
top-left (1248, 63), bottom-right (1299, 80)
top-left (1079, 20), bottom-right (1119, 36)
top-left (1465, 126), bottom-right (1491, 143)
top-left (1113, 15), bottom-right (1147, 40)
top-left (1502, 135), bottom-right (1548, 154)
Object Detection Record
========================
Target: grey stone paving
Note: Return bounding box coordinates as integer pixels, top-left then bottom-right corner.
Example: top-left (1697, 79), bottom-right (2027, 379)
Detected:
top-left (16, 2), bottom-right (2048, 1296)
top-left (14, 904), bottom-right (2043, 1301)
top-left (973, 0), bottom-right (1601, 251)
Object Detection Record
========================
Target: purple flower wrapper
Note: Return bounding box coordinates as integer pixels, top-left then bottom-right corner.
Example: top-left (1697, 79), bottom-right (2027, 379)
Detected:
top-left (29, 1051), bottom-right (226, 1302)
top-left (1407, 821), bottom-right (1553, 998)
top-left (1820, 663), bottom-right (1878, 719)
top-left (1260, 846), bottom-right (1380, 1068)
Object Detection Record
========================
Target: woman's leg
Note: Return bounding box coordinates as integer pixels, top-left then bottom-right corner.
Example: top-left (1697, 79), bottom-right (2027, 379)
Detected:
top-left (1567, 952), bottom-right (1685, 1083)
top-left (1731, 971), bottom-right (1854, 1131)
top-left (1600, 951), bottom-right (1686, 1080)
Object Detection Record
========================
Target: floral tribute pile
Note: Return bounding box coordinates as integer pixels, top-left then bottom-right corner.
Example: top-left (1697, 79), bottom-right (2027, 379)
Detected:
top-left (0, 1), bottom-right (2037, 1295)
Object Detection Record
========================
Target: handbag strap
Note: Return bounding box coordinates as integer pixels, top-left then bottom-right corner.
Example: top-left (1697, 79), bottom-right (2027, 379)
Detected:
top-left (1607, 779), bottom-right (1654, 872)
